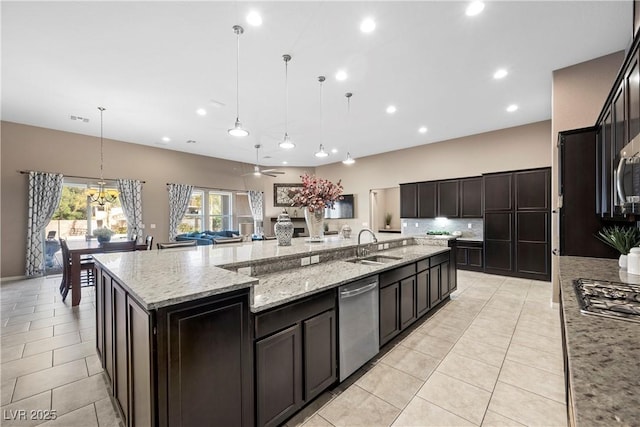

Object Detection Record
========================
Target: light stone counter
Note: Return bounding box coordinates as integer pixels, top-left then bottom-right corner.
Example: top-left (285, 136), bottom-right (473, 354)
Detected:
top-left (93, 234), bottom-right (417, 311)
top-left (558, 256), bottom-right (640, 426)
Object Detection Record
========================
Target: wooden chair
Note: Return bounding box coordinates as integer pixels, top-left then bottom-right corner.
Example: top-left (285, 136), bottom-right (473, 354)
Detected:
top-left (145, 235), bottom-right (153, 251)
top-left (100, 240), bottom-right (137, 253)
top-left (59, 238), bottom-right (95, 302)
top-left (157, 240), bottom-right (197, 249)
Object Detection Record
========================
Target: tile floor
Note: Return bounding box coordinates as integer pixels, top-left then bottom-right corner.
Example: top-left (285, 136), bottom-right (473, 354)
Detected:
top-left (0, 270), bottom-right (566, 427)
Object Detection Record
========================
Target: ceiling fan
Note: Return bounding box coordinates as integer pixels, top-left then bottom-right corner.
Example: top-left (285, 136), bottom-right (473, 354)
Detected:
top-left (243, 144), bottom-right (285, 178)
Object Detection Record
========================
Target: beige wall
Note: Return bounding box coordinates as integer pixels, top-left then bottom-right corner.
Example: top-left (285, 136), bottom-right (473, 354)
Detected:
top-left (317, 120), bottom-right (552, 231)
top-left (550, 51), bottom-right (625, 297)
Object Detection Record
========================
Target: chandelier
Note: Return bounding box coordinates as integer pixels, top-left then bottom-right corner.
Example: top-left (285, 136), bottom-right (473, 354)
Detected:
top-left (87, 107), bottom-right (117, 206)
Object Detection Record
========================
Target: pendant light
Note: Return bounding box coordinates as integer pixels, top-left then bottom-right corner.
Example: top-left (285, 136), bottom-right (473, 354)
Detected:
top-left (87, 107), bottom-right (117, 206)
top-left (279, 54), bottom-right (295, 149)
top-left (342, 92), bottom-right (356, 165)
top-left (314, 76), bottom-right (329, 158)
top-left (228, 25), bottom-right (249, 137)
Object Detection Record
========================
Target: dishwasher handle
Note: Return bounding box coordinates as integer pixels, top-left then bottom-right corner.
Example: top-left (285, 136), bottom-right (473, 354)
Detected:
top-left (340, 282), bottom-right (378, 299)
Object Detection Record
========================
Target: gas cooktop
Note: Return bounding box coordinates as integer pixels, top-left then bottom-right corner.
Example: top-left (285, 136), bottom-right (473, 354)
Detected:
top-left (573, 279), bottom-right (640, 324)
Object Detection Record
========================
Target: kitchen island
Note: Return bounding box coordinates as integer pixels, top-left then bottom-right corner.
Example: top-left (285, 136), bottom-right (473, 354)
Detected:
top-left (558, 257), bottom-right (640, 427)
top-left (93, 234), bottom-right (455, 427)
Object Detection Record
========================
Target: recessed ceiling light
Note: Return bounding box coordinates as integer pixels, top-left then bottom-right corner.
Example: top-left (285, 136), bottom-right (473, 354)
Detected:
top-left (493, 69), bottom-right (508, 79)
top-left (418, 126), bottom-right (428, 134)
top-left (282, 161), bottom-right (288, 165)
top-left (246, 11), bottom-right (262, 26)
top-left (466, 1), bottom-right (485, 16)
top-left (162, 136), bottom-right (171, 142)
top-left (506, 104), bottom-right (518, 112)
top-left (335, 70), bottom-right (348, 81)
top-left (360, 18), bottom-right (376, 33)
top-left (331, 148), bottom-right (338, 154)
top-left (386, 105), bottom-right (397, 114)
top-left (196, 108), bottom-right (207, 116)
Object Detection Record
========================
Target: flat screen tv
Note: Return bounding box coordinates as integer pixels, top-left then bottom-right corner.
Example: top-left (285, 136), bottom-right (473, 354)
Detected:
top-left (325, 194), bottom-right (354, 219)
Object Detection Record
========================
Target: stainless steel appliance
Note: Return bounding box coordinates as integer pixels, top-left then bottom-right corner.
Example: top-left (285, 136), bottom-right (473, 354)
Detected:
top-left (338, 276), bottom-right (379, 381)
top-left (573, 278), bottom-right (640, 323)
top-left (615, 135), bottom-right (640, 214)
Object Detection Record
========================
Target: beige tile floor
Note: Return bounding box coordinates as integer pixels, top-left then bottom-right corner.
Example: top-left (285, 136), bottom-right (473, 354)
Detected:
top-left (0, 270), bottom-right (566, 427)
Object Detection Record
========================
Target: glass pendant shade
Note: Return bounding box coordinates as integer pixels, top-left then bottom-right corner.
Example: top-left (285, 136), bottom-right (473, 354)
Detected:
top-left (279, 133), bottom-right (295, 149)
top-left (315, 144), bottom-right (329, 158)
top-left (228, 118), bottom-right (249, 137)
top-left (342, 152), bottom-right (355, 165)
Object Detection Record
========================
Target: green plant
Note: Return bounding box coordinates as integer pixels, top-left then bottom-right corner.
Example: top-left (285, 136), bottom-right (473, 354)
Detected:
top-left (384, 213), bottom-right (392, 225)
top-left (595, 226), bottom-right (640, 255)
top-left (93, 227), bottom-right (115, 238)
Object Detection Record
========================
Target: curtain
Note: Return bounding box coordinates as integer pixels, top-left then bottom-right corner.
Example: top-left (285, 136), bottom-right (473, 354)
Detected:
top-left (25, 171), bottom-right (63, 276)
top-left (117, 179), bottom-right (143, 241)
top-left (167, 183), bottom-right (193, 241)
top-left (248, 190), bottom-right (264, 235)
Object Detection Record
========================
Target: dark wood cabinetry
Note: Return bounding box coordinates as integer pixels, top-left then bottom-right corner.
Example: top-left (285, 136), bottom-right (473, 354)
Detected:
top-left (483, 168), bottom-right (551, 281)
top-left (400, 183), bottom-right (418, 218)
top-left (437, 180), bottom-right (459, 217)
top-left (379, 282), bottom-right (400, 345)
top-left (418, 182), bottom-right (437, 218)
top-left (460, 177), bottom-right (483, 217)
top-left (399, 277), bottom-right (417, 329)
top-left (400, 177), bottom-right (482, 219)
top-left (456, 241), bottom-right (483, 271)
top-left (416, 268), bottom-right (430, 317)
top-left (254, 291), bottom-right (336, 427)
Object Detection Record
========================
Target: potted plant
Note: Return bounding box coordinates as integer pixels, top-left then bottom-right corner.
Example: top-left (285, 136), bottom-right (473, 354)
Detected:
top-left (595, 225), bottom-right (640, 269)
top-left (93, 227), bottom-right (115, 244)
top-left (384, 213), bottom-right (392, 229)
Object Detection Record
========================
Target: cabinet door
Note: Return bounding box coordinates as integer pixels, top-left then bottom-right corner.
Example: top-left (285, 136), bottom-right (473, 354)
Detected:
top-left (440, 262), bottom-right (450, 297)
top-left (601, 108), bottom-right (614, 216)
top-left (96, 269), bottom-right (105, 363)
top-left (417, 182), bottom-right (436, 218)
top-left (628, 53), bottom-right (640, 141)
top-left (484, 173), bottom-right (513, 211)
top-left (127, 296), bottom-right (153, 427)
top-left (400, 183), bottom-right (418, 218)
top-left (416, 270), bottom-right (430, 317)
top-left (516, 169), bottom-right (549, 211)
top-left (103, 272), bottom-right (114, 383)
top-left (437, 180), bottom-right (460, 217)
top-left (484, 212), bottom-right (514, 273)
top-left (429, 265), bottom-right (440, 306)
top-left (303, 310), bottom-right (336, 402)
top-left (379, 283), bottom-right (400, 346)
top-left (456, 247), bottom-right (468, 267)
top-left (399, 277), bottom-right (417, 329)
top-left (468, 248), bottom-right (483, 268)
top-left (460, 177), bottom-right (483, 218)
top-left (112, 281), bottom-right (129, 422)
top-left (516, 211), bottom-right (550, 279)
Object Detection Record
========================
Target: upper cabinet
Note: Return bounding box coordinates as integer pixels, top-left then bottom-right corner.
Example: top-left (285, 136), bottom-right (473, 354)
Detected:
top-left (627, 52), bottom-right (640, 142)
top-left (437, 180), bottom-right (459, 218)
top-left (460, 177), bottom-right (483, 218)
top-left (400, 183), bottom-right (418, 218)
top-left (418, 182), bottom-right (437, 218)
top-left (400, 177), bottom-right (482, 219)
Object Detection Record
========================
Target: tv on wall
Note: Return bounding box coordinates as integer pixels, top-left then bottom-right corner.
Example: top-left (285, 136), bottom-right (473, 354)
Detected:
top-left (325, 194), bottom-right (355, 219)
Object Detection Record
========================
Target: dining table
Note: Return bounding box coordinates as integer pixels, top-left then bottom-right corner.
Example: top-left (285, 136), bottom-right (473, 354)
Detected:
top-left (66, 239), bottom-right (146, 306)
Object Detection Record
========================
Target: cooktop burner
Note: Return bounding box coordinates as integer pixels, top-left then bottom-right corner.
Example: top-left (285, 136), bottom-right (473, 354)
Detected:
top-left (573, 279), bottom-right (640, 324)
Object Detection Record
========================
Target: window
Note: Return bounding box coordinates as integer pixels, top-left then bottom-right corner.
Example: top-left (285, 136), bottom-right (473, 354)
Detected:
top-left (179, 189), bottom-right (244, 232)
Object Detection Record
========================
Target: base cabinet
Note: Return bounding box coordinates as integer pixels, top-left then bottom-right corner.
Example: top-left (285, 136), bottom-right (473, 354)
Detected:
top-left (254, 292), bottom-right (336, 427)
top-left (379, 283), bottom-right (400, 345)
top-left (456, 242), bottom-right (484, 271)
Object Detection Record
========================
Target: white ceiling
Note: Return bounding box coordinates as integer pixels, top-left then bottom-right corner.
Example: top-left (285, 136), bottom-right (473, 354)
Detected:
top-left (1, 1), bottom-right (633, 168)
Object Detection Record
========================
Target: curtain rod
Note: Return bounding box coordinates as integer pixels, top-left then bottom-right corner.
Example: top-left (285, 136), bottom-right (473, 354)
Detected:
top-left (166, 183), bottom-right (259, 193)
top-left (19, 170), bottom-right (146, 184)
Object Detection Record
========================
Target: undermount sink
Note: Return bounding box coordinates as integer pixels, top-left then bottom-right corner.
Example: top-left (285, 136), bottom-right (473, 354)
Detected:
top-left (347, 254), bottom-right (403, 265)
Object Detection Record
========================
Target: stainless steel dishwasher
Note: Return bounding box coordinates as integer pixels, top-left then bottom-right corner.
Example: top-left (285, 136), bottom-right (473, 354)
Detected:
top-left (338, 276), bottom-right (379, 381)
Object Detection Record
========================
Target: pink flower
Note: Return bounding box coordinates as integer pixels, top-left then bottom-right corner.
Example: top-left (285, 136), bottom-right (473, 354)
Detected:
top-left (289, 174), bottom-right (344, 213)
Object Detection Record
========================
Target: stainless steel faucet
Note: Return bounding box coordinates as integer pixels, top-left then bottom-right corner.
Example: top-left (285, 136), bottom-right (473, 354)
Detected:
top-left (357, 228), bottom-right (378, 257)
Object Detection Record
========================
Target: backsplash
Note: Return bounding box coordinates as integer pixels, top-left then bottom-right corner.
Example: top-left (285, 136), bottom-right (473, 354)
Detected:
top-left (400, 218), bottom-right (484, 240)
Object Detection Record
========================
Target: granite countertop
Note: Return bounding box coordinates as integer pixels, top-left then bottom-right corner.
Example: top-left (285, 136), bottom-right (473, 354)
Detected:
top-left (558, 256), bottom-right (640, 426)
top-left (252, 244), bottom-right (450, 312)
top-left (93, 234), bottom-right (415, 311)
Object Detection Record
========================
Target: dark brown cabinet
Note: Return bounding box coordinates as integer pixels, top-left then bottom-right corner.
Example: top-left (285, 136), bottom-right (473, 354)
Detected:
top-left (483, 168), bottom-right (551, 281)
top-left (400, 183), bottom-right (418, 218)
top-left (399, 277), bottom-right (417, 329)
top-left (379, 282), bottom-right (400, 345)
top-left (460, 177), bottom-right (483, 218)
top-left (437, 180), bottom-right (459, 218)
top-left (254, 292), bottom-right (336, 427)
top-left (418, 182), bottom-right (437, 218)
top-left (416, 268), bottom-right (430, 317)
top-left (456, 241), bottom-right (483, 271)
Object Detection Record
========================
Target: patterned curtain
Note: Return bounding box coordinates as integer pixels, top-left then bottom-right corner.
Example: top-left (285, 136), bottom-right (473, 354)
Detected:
top-left (117, 179), bottom-right (143, 241)
top-left (167, 183), bottom-right (194, 241)
top-left (25, 171), bottom-right (63, 276)
top-left (248, 190), bottom-right (264, 235)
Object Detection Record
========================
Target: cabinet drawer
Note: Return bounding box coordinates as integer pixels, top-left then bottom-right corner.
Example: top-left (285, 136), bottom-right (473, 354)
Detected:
top-left (379, 264), bottom-right (416, 288)
top-left (255, 291), bottom-right (335, 339)
top-left (416, 258), bottom-right (429, 272)
top-left (430, 252), bottom-right (450, 266)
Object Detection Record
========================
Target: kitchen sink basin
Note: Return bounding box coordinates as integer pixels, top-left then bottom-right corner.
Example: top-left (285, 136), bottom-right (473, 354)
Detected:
top-left (346, 254), bottom-right (403, 265)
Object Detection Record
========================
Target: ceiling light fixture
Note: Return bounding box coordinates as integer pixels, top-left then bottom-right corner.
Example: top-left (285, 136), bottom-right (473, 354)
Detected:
top-left (335, 70), bottom-right (348, 81)
top-left (466, 1), bottom-right (485, 16)
top-left (418, 126), bottom-right (428, 134)
top-left (246, 11), bottom-right (262, 26)
top-left (315, 76), bottom-right (329, 158)
top-left (87, 107), bottom-right (117, 207)
top-left (506, 104), bottom-right (519, 112)
top-left (343, 92), bottom-right (356, 165)
top-left (279, 54), bottom-right (295, 149)
top-left (386, 105), bottom-right (397, 114)
top-left (196, 108), bottom-right (207, 116)
top-left (162, 136), bottom-right (171, 142)
top-left (228, 25), bottom-right (249, 137)
top-left (493, 68), bottom-right (508, 79)
top-left (360, 18), bottom-right (376, 33)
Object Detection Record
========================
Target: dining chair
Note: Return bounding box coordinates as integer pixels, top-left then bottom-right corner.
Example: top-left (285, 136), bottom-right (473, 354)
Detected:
top-left (157, 240), bottom-right (197, 249)
top-left (59, 238), bottom-right (95, 302)
top-left (100, 240), bottom-right (137, 253)
top-left (145, 235), bottom-right (154, 251)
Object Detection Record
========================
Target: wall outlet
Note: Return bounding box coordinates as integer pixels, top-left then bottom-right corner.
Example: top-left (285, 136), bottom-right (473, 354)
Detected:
top-left (402, 240), bottom-right (407, 246)
top-left (310, 255), bottom-right (320, 264)
top-left (301, 257), bottom-right (311, 266)
top-left (150, 224), bottom-right (156, 229)
top-left (415, 223), bottom-right (419, 227)
top-left (468, 223), bottom-right (472, 229)
top-left (402, 222), bottom-right (407, 228)
top-left (378, 244), bottom-right (384, 250)
top-left (383, 243), bottom-right (389, 249)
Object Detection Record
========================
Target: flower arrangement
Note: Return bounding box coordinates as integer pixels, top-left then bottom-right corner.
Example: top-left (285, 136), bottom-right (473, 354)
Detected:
top-left (289, 174), bottom-right (344, 213)
top-left (595, 226), bottom-right (640, 255)
top-left (93, 227), bottom-right (115, 238)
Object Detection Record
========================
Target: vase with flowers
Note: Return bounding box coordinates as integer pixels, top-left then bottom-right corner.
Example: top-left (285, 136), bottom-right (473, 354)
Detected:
top-left (93, 227), bottom-right (115, 244)
top-left (289, 174), bottom-right (343, 242)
